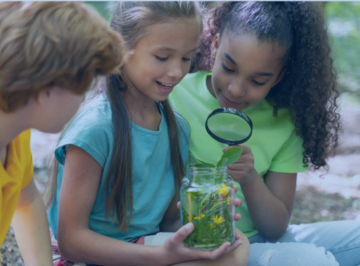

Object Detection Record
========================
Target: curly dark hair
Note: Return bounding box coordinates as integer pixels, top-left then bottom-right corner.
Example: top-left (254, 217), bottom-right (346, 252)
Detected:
top-left (192, 2), bottom-right (341, 171)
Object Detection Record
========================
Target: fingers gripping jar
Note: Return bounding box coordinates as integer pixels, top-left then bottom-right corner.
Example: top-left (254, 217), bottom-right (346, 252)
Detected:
top-left (180, 165), bottom-right (235, 250)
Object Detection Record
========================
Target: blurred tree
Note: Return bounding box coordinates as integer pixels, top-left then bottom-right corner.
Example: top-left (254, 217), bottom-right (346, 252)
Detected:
top-left (326, 2), bottom-right (360, 97)
top-left (85, 2), bottom-right (113, 22)
top-left (316, 2), bottom-right (327, 16)
top-left (85, 1), bottom-right (360, 98)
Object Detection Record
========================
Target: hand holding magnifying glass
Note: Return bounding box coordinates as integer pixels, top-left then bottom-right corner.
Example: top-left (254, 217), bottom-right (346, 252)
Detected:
top-left (205, 107), bottom-right (255, 184)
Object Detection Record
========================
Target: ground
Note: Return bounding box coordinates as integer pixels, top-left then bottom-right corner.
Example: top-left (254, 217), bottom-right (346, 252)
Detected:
top-left (1, 95), bottom-right (360, 265)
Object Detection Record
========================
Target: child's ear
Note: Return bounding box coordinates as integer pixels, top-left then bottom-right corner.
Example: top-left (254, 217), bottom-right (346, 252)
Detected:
top-left (122, 43), bottom-right (136, 63)
top-left (211, 33), bottom-right (220, 60)
top-left (123, 49), bottom-right (135, 63)
top-left (37, 89), bottom-right (51, 106)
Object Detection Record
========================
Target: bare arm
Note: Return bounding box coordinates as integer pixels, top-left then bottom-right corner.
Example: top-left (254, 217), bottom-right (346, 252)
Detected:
top-left (226, 145), bottom-right (297, 242)
top-left (241, 170), bottom-right (296, 241)
top-left (58, 145), bottom-right (242, 266)
top-left (12, 178), bottom-right (53, 266)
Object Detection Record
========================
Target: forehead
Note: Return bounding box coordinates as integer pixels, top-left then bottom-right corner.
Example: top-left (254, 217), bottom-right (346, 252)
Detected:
top-left (220, 32), bottom-right (285, 71)
top-left (136, 18), bottom-right (201, 51)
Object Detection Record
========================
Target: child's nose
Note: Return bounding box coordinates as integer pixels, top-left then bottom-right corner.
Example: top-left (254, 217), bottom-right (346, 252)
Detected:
top-left (167, 61), bottom-right (184, 80)
top-left (228, 82), bottom-right (246, 98)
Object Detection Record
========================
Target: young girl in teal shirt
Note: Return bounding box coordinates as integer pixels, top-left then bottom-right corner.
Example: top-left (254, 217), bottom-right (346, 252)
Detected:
top-left (46, 2), bottom-right (249, 266)
top-left (170, 2), bottom-right (360, 266)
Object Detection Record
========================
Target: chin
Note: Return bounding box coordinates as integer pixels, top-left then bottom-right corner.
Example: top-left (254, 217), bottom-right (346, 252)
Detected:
top-left (37, 125), bottom-right (64, 134)
top-left (155, 95), bottom-right (169, 102)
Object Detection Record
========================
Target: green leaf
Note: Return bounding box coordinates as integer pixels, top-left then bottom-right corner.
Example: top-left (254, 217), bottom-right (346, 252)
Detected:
top-left (181, 191), bottom-right (198, 216)
top-left (192, 158), bottom-right (216, 168)
top-left (216, 147), bottom-right (242, 168)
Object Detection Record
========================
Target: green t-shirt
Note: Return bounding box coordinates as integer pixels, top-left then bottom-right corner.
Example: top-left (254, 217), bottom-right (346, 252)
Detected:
top-left (169, 71), bottom-right (308, 238)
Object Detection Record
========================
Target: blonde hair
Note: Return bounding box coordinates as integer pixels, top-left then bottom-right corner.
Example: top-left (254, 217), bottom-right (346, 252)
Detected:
top-left (110, 1), bottom-right (203, 48)
top-left (0, 2), bottom-right (123, 113)
top-left (105, 2), bottom-right (203, 229)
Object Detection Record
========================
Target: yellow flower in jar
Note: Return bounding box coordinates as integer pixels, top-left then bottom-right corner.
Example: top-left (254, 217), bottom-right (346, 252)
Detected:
top-left (194, 214), bottom-right (205, 220)
top-left (211, 215), bottom-right (225, 225)
top-left (219, 183), bottom-right (229, 196)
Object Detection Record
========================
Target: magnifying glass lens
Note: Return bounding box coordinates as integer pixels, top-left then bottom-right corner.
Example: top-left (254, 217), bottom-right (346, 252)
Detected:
top-left (207, 113), bottom-right (251, 141)
top-left (205, 108), bottom-right (253, 145)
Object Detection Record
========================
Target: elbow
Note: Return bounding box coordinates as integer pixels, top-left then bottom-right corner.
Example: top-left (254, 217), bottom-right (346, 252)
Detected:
top-left (57, 237), bottom-right (76, 262)
top-left (260, 221), bottom-right (288, 242)
top-left (263, 230), bottom-right (285, 243)
top-left (57, 232), bottom-right (84, 263)
top-left (263, 209), bottom-right (291, 242)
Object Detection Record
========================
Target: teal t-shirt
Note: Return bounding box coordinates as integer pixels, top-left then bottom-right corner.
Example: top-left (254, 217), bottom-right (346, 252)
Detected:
top-left (169, 71), bottom-right (308, 238)
top-left (48, 94), bottom-right (189, 241)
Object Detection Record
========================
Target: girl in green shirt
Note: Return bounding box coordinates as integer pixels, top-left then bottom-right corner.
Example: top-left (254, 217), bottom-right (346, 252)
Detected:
top-left (170, 2), bottom-right (360, 266)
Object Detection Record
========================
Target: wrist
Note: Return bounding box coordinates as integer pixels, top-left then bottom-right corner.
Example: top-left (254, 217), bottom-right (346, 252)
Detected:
top-left (152, 245), bottom-right (169, 266)
top-left (239, 170), bottom-right (257, 187)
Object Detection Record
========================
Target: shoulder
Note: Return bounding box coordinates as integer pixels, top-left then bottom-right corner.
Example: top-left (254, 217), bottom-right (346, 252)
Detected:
top-left (56, 95), bottom-right (114, 165)
top-left (15, 130), bottom-right (31, 145)
top-left (252, 101), bottom-right (302, 145)
top-left (75, 95), bottom-right (112, 124)
top-left (64, 95), bottom-right (112, 135)
top-left (11, 130), bottom-right (33, 187)
top-left (12, 130), bottom-right (31, 162)
top-left (247, 100), bottom-right (299, 146)
top-left (249, 100), bottom-right (294, 130)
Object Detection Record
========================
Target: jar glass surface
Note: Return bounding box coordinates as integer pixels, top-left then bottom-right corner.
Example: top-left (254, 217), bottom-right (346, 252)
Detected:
top-left (180, 165), bottom-right (235, 250)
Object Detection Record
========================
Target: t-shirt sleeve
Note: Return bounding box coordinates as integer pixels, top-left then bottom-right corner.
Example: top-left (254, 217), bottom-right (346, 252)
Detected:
top-left (269, 129), bottom-right (308, 173)
top-left (21, 130), bottom-right (34, 189)
top-left (54, 117), bottom-right (112, 168)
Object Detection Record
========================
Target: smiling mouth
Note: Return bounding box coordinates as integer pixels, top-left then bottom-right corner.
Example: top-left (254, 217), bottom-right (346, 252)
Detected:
top-left (156, 81), bottom-right (175, 88)
top-left (220, 91), bottom-right (242, 106)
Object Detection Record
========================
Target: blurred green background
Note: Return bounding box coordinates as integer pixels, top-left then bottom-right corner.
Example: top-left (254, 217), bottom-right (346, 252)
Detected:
top-left (86, 1), bottom-right (360, 101)
top-left (1, 2), bottom-right (360, 265)
top-left (326, 2), bottom-right (360, 98)
top-left (86, 1), bottom-right (114, 21)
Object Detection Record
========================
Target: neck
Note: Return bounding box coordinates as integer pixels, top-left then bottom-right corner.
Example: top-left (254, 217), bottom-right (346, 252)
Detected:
top-left (123, 87), bottom-right (159, 118)
top-left (0, 107), bottom-right (30, 151)
top-left (122, 88), bottom-right (161, 131)
top-left (206, 75), bottom-right (217, 99)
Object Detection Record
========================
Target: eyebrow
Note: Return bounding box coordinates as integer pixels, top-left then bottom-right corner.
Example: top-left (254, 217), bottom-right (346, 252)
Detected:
top-left (157, 47), bottom-right (175, 52)
top-left (157, 47), bottom-right (197, 54)
top-left (254, 72), bottom-right (274, 77)
top-left (224, 53), bottom-right (236, 65)
top-left (224, 52), bottom-right (274, 77)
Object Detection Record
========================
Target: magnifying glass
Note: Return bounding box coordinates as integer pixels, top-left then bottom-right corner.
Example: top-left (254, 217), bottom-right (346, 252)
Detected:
top-left (205, 108), bottom-right (253, 145)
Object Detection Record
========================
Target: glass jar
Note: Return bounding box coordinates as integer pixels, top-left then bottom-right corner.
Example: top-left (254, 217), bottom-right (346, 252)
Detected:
top-left (180, 165), bottom-right (235, 250)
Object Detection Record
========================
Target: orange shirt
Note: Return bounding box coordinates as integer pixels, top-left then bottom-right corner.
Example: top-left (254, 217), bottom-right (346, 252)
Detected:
top-left (0, 130), bottom-right (33, 246)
